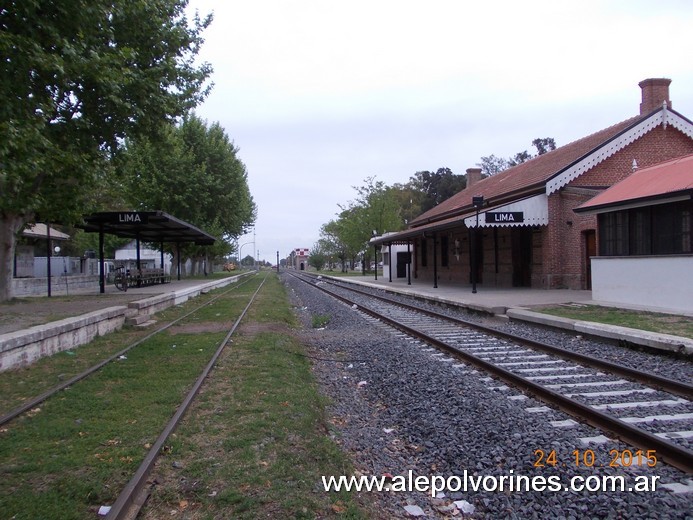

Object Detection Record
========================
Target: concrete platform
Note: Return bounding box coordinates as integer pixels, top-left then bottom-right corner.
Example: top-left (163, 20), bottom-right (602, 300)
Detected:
top-left (324, 274), bottom-right (693, 356)
top-left (0, 273), bottom-right (254, 371)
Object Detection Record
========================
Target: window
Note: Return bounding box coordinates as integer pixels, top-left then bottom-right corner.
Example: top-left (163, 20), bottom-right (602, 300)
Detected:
top-left (629, 207), bottom-right (651, 255)
top-left (420, 238), bottom-right (427, 267)
top-left (599, 200), bottom-right (692, 256)
top-left (599, 212), bottom-right (628, 256)
top-left (441, 236), bottom-right (449, 267)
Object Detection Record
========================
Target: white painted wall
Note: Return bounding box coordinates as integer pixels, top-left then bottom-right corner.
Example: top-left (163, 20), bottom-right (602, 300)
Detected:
top-left (591, 256), bottom-right (693, 314)
top-left (115, 241), bottom-right (173, 273)
top-left (381, 243), bottom-right (411, 281)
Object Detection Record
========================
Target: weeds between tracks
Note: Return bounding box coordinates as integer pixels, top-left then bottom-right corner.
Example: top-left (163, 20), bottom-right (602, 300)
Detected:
top-left (0, 274), bottom-right (367, 519)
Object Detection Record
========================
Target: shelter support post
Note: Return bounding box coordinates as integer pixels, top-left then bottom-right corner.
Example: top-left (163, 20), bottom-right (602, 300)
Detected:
top-left (407, 241), bottom-right (411, 286)
top-left (99, 227), bottom-right (105, 294)
top-left (388, 243), bottom-right (392, 282)
top-left (432, 233), bottom-right (438, 289)
top-left (46, 223), bottom-right (52, 297)
top-left (176, 242), bottom-right (181, 281)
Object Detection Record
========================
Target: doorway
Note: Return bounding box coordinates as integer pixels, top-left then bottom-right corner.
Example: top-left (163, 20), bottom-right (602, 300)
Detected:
top-left (584, 230), bottom-right (596, 289)
top-left (396, 252), bottom-right (409, 278)
top-left (511, 228), bottom-right (532, 287)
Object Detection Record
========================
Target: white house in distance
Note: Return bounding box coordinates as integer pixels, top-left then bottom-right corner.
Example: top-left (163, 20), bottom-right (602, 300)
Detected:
top-left (574, 153), bottom-right (693, 314)
top-left (379, 233), bottom-right (412, 282)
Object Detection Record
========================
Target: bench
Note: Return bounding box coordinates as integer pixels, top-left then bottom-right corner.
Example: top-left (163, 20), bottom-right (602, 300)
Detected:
top-left (130, 268), bottom-right (171, 287)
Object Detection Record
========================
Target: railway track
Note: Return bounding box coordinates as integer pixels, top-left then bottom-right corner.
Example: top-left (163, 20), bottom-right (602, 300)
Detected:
top-left (0, 273), bottom-right (266, 520)
top-left (290, 272), bottom-right (693, 475)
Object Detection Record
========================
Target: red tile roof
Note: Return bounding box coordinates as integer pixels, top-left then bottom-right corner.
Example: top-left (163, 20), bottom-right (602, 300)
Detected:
top-left (410, 115), bottom-right (643, 226)
top-left (575, 153), bottom-right (693, 212)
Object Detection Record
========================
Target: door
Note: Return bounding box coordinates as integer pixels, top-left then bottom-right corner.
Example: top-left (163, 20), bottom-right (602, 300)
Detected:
top-left (584, 230), bottom-right (596, 290)
top-left (396, 252), bottom-right (408, 278)
top-left (511, 228), bottom-right (532, 287)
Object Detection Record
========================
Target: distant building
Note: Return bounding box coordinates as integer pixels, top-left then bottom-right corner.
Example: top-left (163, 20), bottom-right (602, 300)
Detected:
top-left (289, 248), bottom-right (310, 270)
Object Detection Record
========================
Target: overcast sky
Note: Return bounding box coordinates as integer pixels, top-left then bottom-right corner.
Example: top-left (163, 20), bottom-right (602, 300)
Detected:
top-left (185, 0), bottom-right (693, 264)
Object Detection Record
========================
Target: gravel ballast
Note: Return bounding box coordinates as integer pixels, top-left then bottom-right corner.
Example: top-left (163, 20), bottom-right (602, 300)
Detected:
top-left (283, 273), bottom-right (692, 519)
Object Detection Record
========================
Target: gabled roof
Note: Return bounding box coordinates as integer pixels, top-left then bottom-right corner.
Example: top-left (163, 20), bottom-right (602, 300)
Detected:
top-left (22, 223), bottom-right (70, 241)
top-left (574, 153), bottom-right (693, 214)
top-left (409, 107), bottom-right (693, 228)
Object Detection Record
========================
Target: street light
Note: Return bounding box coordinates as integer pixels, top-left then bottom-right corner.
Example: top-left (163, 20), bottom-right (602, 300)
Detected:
top-left (238, 241), bottom-right (253, 269)
top-left (471, 195), bottom-right (484, 294)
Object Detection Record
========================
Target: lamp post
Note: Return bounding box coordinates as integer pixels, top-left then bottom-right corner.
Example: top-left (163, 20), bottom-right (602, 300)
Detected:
top-left (276, 251), bottom-right (279, 273)
top-left (471, 195), bottom-right (484, 294)
top-left (238, 241), bottom-right (253, 269)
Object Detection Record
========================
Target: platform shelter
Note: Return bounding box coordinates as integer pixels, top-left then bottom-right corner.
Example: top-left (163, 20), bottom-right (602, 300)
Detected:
top-left (81, 211), bottom-right (216, 293)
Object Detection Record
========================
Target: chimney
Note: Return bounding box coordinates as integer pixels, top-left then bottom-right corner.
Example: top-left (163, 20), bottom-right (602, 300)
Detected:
top-left (639, 78), bottom-right (671, 115)
top-left (466, 167), bottom-right (483, 188)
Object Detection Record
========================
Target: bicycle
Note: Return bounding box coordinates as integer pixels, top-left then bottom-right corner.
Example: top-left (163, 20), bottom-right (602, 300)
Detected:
top-left (113, 266), bottom-right (129, 292)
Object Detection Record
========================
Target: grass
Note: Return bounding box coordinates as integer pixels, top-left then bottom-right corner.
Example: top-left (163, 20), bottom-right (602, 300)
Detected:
top-left (141, 274), bottom-right (369, 519)
top-left (0, 286), bottom-right (239, 417)
top-left (533, 304), bottom-right (693, 339)
top-left (0, 278), bottom-right (265, 519)
top-left (0, 274), bottom-right (370, 519)
top-left (312, 313), bottom-right (331, 328)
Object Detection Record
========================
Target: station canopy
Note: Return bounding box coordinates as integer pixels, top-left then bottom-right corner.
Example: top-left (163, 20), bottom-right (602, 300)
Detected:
top-left (81, 211), bottom-right (216, 245)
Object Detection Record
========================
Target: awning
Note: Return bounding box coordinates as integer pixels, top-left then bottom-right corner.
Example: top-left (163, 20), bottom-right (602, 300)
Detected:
top-left (463, 193), bottom-right (548, 228)
top-left (575, 154), bottom-right (693, 215)
top-left (370, 214), bottom-right (469, 245)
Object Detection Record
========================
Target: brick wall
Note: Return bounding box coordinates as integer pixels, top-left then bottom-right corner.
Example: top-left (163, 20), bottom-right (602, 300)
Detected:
top-left (542, 126), bottom-right (693, 289)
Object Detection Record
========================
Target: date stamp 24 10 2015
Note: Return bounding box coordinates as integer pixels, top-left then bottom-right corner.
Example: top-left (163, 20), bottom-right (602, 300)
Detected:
top-left (534, 449), bottom-right (658, 469)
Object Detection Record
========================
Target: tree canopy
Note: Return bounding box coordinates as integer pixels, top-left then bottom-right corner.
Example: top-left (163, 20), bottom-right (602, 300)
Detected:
top-left (407, 167), bottom-right (466, 213)
top-left (0, 0), bottom-right (213, 300)
top-left (477, 137), bottom-right (557, 176)
top-left (117, 115), bottom-right (256, 267)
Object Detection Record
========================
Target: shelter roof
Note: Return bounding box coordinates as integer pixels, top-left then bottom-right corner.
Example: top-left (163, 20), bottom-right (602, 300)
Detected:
top-left (81, 211), bottom-right (216, 245)
top-left (575, 154), bottom-right (693, 214)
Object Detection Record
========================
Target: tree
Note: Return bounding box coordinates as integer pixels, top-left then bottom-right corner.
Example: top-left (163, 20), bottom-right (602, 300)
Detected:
top-left (407, 168), bottom-right (466, 213)
top-left (532, 137), bottom-right (557, 155)
top-left (117, 115), bottom-right (256, 274)
top-left (0, 0), bottom-right (212, 301)
top-left (477, 155), bottom-right (509, 176)
top-left (477, 138), bottom-right (557, 176)
top-left (308, 242), bottom-right (327, 271)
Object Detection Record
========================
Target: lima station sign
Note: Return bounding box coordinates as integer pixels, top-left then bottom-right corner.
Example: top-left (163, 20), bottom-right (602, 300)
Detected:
top-left (112, 212), bottom-right (150, 224)
top-left (485, 211), bottom-right (524, 224)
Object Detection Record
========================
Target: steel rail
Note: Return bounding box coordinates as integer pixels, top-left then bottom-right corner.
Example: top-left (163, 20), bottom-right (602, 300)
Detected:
top-left (294, 273), bottom-right (693, 474)
top-left (106, 273), bottom-right (268, 520)
top-left (0, 272), bottom-right (258, 428)
top-left (314, 274), bottom-right (693, 399)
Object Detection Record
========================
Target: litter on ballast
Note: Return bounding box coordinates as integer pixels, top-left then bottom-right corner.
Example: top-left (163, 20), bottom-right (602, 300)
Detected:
top-left (403, 504), bottom-right (425, 516)
top-left (454, 500), bottom-right (475, 514)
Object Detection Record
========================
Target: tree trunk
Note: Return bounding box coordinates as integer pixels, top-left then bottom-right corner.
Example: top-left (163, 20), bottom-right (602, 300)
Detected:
top-left (0, 213), bottom-right (27, 302)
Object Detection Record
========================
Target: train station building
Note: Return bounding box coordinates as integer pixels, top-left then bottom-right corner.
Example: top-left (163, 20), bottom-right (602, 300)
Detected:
top-left (372, 78), bottom-right (693, 291)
